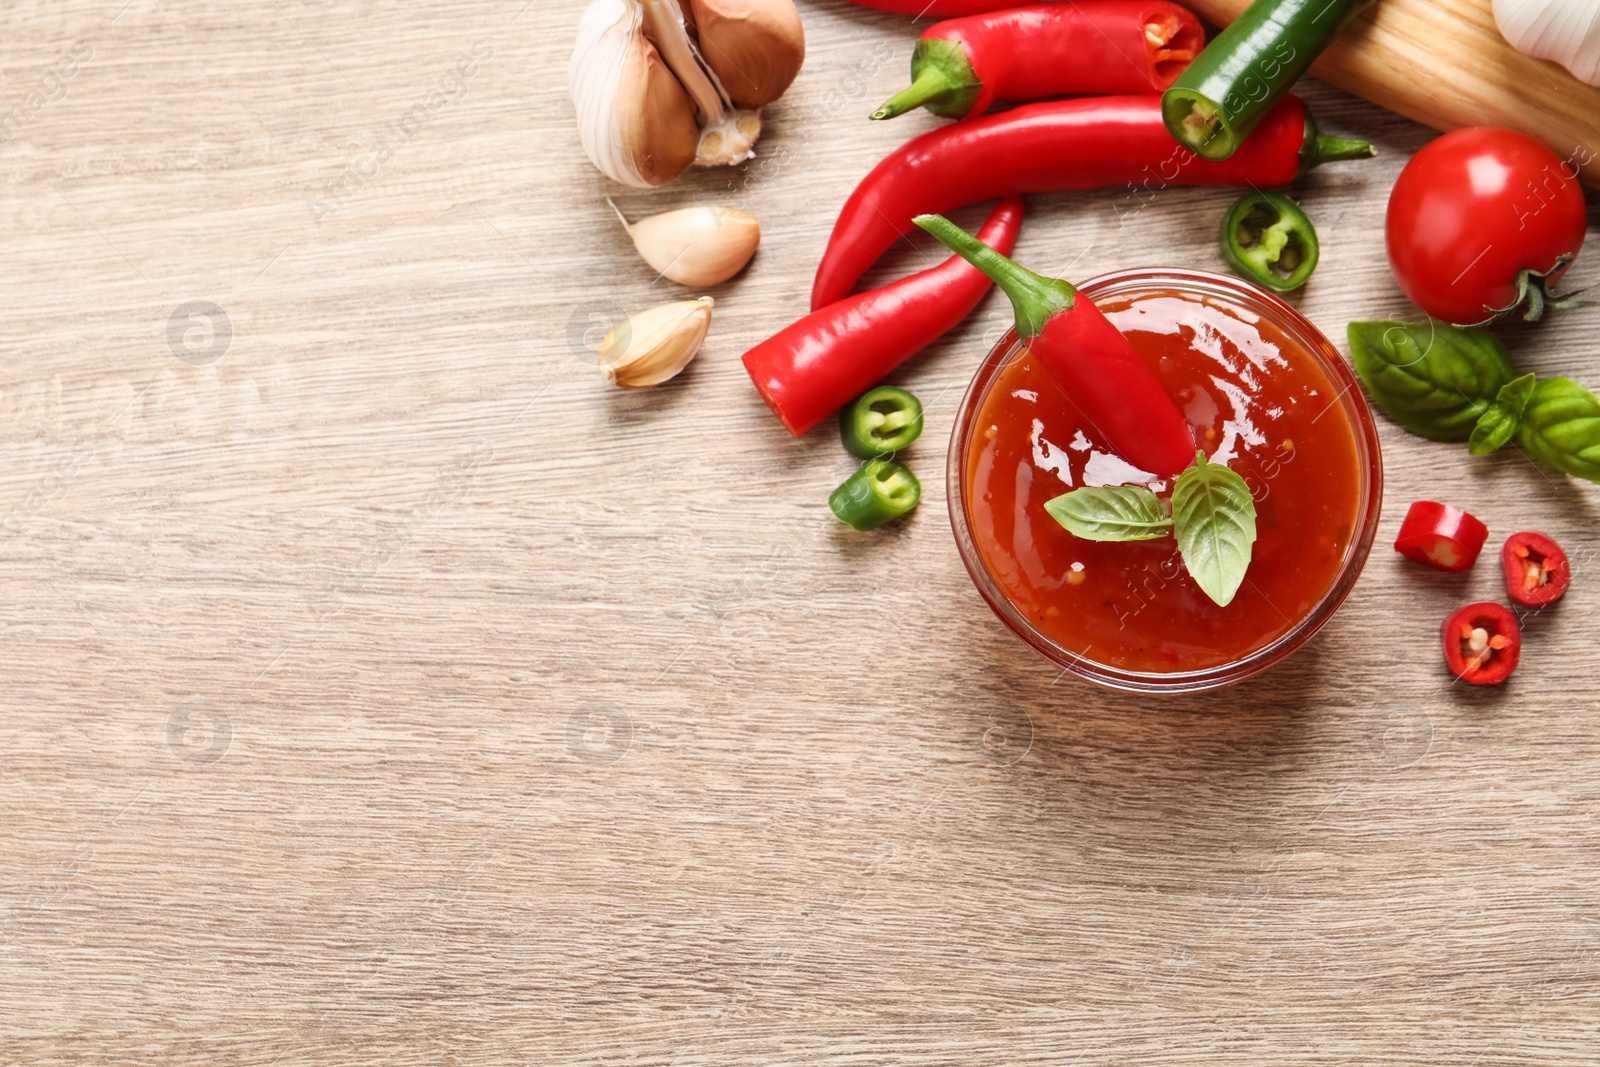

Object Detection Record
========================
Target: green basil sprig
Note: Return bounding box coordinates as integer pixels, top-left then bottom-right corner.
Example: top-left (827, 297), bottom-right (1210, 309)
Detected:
top-left (1042, 451), bottom-right (1258, 607)
top-left (1346, 320), bottom-right (1514, 441)
top-left (1349, 319), bottom-right (1600, 485)
top-left (1467, 372), bottom-right (1535, 456)
top-left (1520, 376), bottom-right (1600, 482)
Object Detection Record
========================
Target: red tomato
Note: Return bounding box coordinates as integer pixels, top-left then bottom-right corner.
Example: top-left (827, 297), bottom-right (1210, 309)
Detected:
top-left (1386, 128), bottom-right (1587, 325)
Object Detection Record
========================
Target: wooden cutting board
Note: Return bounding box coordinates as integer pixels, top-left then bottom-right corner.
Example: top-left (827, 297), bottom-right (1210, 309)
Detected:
top-left (1187, 0), bottom-right (1600, 187)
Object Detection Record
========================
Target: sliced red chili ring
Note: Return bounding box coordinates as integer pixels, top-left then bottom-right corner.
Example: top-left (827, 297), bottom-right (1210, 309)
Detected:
top-left (1394, 500), bottom-right (1489, 573)
top-left (1502, 531), bottom-right (1571, 607)
top-left (1441, 602), bottom-right (1520, 685)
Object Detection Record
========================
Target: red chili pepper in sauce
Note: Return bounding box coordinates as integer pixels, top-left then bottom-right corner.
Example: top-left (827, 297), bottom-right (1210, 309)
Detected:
top-left (1502, 531), bottom-right (1571, 607)
top-left (871, 2), bottom-right (1203, 122)
top-left (1394, 501), bottom-right (1489, 573)
top-left (915, 213), bottom-right (1194, 477)
top-left (1442, 602), bottom-right (1520, 685)
top-left (742, 198), bottom-right (1025, 437)
top-left (812, 94), bottom-right (1372, 310)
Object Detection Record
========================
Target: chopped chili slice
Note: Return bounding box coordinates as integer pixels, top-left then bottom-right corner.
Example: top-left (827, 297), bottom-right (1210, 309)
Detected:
top-left (1441, 601), bottom-right (1520, 685)
top-left (1219, 192), bottom-right (1320, 292)
top-left (829, 459), bottom-right (922, 530)
top-left (1502, 531), bottom-right (1571, 607)
top-left (1394, 500), bottom-right (1489, 573)
top-left (841, 386), bottom-right (924, 459)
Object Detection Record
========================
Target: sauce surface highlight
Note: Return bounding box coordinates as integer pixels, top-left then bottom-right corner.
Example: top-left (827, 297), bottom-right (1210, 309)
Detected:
top-left (964, 286), bottom-right (1361, 674)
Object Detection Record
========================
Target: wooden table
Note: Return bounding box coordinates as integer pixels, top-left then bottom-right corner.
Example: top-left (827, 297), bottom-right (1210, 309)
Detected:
top-left (3, 2), bottom-right (1599, 1063)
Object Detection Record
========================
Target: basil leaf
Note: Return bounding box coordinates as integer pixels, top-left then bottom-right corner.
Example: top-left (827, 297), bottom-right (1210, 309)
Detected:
top-left (1518, 376), bottom-right (1600, 484)
top-left (1044, 485), bottom-right (1172, 541)
top-left (1468, 372), bottom-right (1537, 456)
top-left (1347, 320), bottom-right (1516, 442)
top-left (1171, 452), bottom-right (1257, 608)
top-left (1469, 405), bottom-right (1520, 456)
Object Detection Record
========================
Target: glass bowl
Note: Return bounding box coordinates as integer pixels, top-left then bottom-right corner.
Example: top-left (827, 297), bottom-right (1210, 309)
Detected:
top-left (947, 268), bottom-right (1383, 694)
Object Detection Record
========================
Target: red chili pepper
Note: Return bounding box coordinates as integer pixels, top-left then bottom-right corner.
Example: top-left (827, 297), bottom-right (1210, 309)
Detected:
top-left (1502, 531), bottom-right (1571, 607)
top-left (1394, 501), bottom-right (1489, 573)
top-left (812, 94), bottom-right (1372, 310)
top-left (871, 1), bottom-right (1203, 122)
top-left (844, 0), bottom-right (1051, 12)
top-left (1442, 602), bottom-right (1520, 685)
top-left (915, 213), bottom-right (1193, 477)
top-left (742, 198), bottom-right (1024, 437)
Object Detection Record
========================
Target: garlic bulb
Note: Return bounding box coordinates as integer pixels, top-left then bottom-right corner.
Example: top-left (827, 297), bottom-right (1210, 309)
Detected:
top-left (571, 0), bottom-right (804, 186)
top-left (639, 0), bottom-right (763, 167)
top-left (1494, 0), bottom-right (1600, 87)
top-left (687, 0), bottom-right (806, 110)
top-left (609, 200), bottom-right (760, 285)
top-left (598, 297), bottom-right (714, 388)
top-left (571, 0), bottom-right (701, 187)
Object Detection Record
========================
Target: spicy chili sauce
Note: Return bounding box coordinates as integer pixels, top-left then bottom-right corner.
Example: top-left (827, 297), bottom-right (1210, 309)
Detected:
top-left (964, 287), bottom-right (1361, 674)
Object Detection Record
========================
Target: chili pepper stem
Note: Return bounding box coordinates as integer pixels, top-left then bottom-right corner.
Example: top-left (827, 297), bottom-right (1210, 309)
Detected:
top-left (870, 39), bottom-right (981, 121)
top-left (1299, 114), bottom-right (1375, 171)
top-left (912, 213), bottom-right (1074, 338)
top-left (870, 67), bottom-right (960, 121)
top-left (1312, 133), bottom-right (1376, 163)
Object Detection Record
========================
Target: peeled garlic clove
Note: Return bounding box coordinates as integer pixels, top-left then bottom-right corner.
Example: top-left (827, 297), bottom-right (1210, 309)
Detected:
top-left (686, 0), bottom-right (805, 110)
top-left (610, 200), bottom-right (760, 285)
top-left (599, 296), bottom-right (714, 388)
top-left (571, 0), bottom-right (701, 187)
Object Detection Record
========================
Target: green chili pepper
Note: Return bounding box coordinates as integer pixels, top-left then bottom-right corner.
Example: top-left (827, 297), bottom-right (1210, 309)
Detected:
top-left (1162, 0), bottom-right (1378, 161)
top-left (829, 459), bottom-right (922, 530)
top-left (1219, 192), bottom-right (1320, 292)
top-left (840, 386), bottom-right (924, 459)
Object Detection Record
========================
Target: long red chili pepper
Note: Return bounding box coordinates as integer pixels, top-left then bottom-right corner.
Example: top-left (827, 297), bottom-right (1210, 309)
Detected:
top-left (872, 1), bottom-right (1203, 121)
top-left (743, 198), bottom-right (1025, 437)
top-left (846, 0), bottom-right (1051, 13)
top-left (813, 93), bottom-right (1372, 310)
top-left (914, 213), bottom-right (1195, 477)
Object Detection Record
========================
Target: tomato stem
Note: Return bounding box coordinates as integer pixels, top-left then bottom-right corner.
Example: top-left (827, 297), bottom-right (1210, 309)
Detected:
top-left (1474, 253), bottom-right (1596, 325)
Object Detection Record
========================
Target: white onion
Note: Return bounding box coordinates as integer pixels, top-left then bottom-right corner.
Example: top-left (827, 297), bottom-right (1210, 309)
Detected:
top-left (1493, 0), bottom-right (1600, 87)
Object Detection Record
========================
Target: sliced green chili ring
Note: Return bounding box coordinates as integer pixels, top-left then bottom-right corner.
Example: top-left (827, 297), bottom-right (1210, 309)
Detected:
top-left (828, 459), bottom-right (922, 531)
top-left (1162, 0), bottom-right (1377, 160)
top-left (1219, 191), bottom-right (1320, 292)
top-left (840, 386), bottom-right (924, 459)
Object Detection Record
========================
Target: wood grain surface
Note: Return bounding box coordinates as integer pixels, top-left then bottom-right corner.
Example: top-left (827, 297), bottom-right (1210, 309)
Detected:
top-left (2, 2), bottom-right (1599, 1064)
